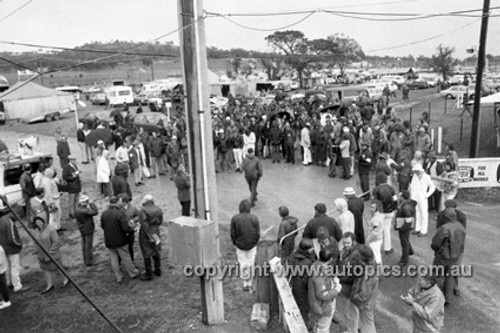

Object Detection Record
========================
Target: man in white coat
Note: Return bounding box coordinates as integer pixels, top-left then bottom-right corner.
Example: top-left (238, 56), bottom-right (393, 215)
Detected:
top-left (301, 123), bottom-right (312, 165)
top-left (409, 163), bottom-right (435, 237)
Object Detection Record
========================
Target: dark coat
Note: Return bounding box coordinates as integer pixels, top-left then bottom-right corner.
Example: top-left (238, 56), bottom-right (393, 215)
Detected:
top-left (277, 216), bottom-right (298, 258)
top-left (338, 244), bottom-right (362, 294)
top-left (287, 248), bottom-right (315, 316)
top-left (242, 154), bottom-right (263, 180)
top-left (431, 221), bottom-right (466, 261)
top-left (19, 171), bottom-right (36, 198)
top-left (111, 174), bottom-right (132, 200)
top-left (62, 163), bottom-right (81, 193)
top-left (347, 196), bottom-right (365, 244)
top-left (139, 202), bottom-right (163, 258)
top-left (174, 171), bottom-right (191, 202)
top-left (303, 214), bottom-right (343, 242)
top-left (230, 202), bottom-right (260, 251)
top-left (372, 183), bottom-right (397, 213)
top-left (0, 216), bottom-right (22, 255)
top-left (436, 209), bottom-right (467, 229)
top-left (75, 203), bottom-right (98, 235)
top-left (57, 140), bottom-right (71, 158)
top-left (100, 205), bottom-right (134, 249)
top-left (149, 137), bottom-right (163, 157)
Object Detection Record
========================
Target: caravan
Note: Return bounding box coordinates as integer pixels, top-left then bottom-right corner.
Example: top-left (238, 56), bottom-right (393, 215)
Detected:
top-left (105, 86), bottom-right (133, 106)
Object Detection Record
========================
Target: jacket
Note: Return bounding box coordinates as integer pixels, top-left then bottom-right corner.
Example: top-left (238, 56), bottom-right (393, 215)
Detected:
top-left (408, 283), bottom-right (445, 333)
top-left (277, 216), bottom-right (298, 258)
top-left (308, 261), bottom-right (339, 315)
top-left (431, 221), bottom-right (466, 260)
top-left (230, 201), bottom-right (260, 251)
top-left (287, 248), bottom-right (315, 316)
top-left (436, 209), bottom-right (467, 229)
top-left (100, 205), bottom-right (134, 249)
top-left (338, 244), bottom-right (361, 292)
top-left (350, 267), bottom-right (378, 309)
top-left (96, 155), bottom-right (111, 183)
top-left (75, 203), bottom-right (98, 235)
top-left (269, 126), bottom-right (283, 145)
top-left (174, 171), bottom-right (191, 202)
top-left (372, 183), bottom-right (397, 213)
top-left (111, 174), bottom-right (132, 200)
top-left (303, 214), bottom-right (343, 242)
top-left (35, 225), bottom-right (62, 263)
top-left (149, 137), bottom-right (163, 157)
top-left (241, 153), bottom-right (263, 180)
top-left (20, 172), bottom-right (36, 198)
top-left (0, 216), bottom-right (22, 255)
top-left (139, 202), bottom-right (163, 257)
top-left (62, 163), bottom-right (82, 193)
top-left (395, 200), bottom-right (417, 230)
top-left (57, 140), bottom-right (71, 158)
top-left (358, 149), bottom-right (373, 175)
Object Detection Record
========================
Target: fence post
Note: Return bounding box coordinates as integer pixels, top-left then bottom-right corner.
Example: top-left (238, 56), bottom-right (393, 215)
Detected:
top-left (431, 128), bottom-right (435, 148)
top-left (428, 102), bottom-right (431, 125)
top-left (409, 107), bottom-right (413, 127)
top-left (444, 98), bottom-right (447, 114)
top-left (437, 127), bottom-right (442, 153)
top-left (460, 117), bottom-right (464, 141)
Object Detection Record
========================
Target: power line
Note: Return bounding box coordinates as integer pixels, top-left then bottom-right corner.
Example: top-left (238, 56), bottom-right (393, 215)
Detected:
top-left (365, 18), bottom-right (481, 53)
top-left (215, 11), bottom-right (317, 32)
top-left (0, 0), bottom-right (33, 22)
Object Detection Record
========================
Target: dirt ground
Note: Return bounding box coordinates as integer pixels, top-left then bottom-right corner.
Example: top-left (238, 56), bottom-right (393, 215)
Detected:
top-left (0, 90), bottom-right (499, 333)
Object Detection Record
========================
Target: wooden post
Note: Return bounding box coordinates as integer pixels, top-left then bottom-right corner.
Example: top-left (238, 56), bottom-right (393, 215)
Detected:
top-left (460, 117), bottom-right (464, 141)
top-left (428, 102), bottom-right (431, 125)
top-left (409, 107), bottom-right (413, 127)
top-left (177, 0), bottom-right (224, 325)
top-left (444, 98), bottom-right (447, 114)
top-left (256, 240), bottom-right (279, 315)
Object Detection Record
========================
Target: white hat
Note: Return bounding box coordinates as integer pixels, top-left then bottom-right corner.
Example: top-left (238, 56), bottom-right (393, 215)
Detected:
top-left (142, 194), bottom-right (154, 204)
top-left (343, 187), bottom-right (356, 196)
top-left (97, 140), bottom-right (105, 145)
top-left (412, 163), bottom-right (424, 172)
top-left (78, 194), bottom-right (89, 203)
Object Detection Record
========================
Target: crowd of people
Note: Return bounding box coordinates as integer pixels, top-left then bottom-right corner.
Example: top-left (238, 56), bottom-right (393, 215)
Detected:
top-left (0, 89), bottom-right (465, 333)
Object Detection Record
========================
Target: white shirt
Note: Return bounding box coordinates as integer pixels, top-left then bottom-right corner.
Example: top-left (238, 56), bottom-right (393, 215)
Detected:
top-left (115, 146), bottom-right (130, 163)
top-left (410, 173), bottom-right (436, 201)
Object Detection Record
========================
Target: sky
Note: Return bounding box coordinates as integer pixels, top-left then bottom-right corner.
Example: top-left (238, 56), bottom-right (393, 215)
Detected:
top-left (0, 0), bottom-right (499, 59)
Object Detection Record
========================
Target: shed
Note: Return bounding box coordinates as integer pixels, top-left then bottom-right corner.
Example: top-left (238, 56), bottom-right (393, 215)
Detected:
top-left (0, 82), bottom-right (75, 121)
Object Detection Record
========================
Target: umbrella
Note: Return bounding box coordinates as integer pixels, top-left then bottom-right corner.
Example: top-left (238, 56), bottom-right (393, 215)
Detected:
top-left (85, 128), bottom-right (113, 147)
top-left (109, 108), bottom-right (123, 118)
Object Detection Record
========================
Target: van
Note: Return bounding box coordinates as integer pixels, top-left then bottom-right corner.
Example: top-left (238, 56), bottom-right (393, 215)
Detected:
top-left (325, 85), bottom-right (370, 103)
top-left (105, 86), bottom-right (134, 106)
top-left (0, 150), bottom-right (52, 213)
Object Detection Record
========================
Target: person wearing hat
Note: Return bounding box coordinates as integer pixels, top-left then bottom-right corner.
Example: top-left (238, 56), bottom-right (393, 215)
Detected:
top-left (424, 151), bottom-right (444, 212)
top-left (138, 195), bottom-right (163, 281)
top-left (129, 138), bottom-right (146, 186)
top-left (62, 155), bottom-right (81, 219)
top-left (431, 209), bottom-right (466, 306)
top-left (409, 163), bottom-right (435, 237)
top-left (75, 195), bottom-right (98, 266)
top-left (344, 187), bottom-right (365, 244)
top-left (301, 123), bottom-right (312, 165)
top-left (416, 127), bottom-right (432, 156)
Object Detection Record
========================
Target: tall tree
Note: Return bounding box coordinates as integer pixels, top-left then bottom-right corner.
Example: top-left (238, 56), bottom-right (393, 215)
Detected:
top-left (325, 34), bottom-right (364, 75)
top-left (265, 30), bottom-right (311, 88)
top-left (260, 57), bottom-right (285, 80)
top-left (428, 44), bottom-right (457, 81)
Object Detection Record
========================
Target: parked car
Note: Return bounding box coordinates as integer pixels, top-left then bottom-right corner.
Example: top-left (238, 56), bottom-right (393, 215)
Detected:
top-left (407, 80), bottom-right (430, 90)
top-left (369, 79), bottom-right (398, 92)
top-left (440, 85), bottom-right (474, 99)
top-left (90, 92), bottom-right (107, 105)
top-left (133, 92), bottom-right (149, 106)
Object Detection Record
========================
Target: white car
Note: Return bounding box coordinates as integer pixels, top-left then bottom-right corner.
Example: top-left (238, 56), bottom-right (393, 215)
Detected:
top-left (440, 85), bottom-right (473, 99)
top-left (369, 80), bottom-right (398, 92)
top-left (381, 75), bottom-right (405, 86)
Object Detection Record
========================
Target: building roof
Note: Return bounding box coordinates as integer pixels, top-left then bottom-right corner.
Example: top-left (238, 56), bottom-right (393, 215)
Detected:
top-left (0, 81), bottom-right (71, 101)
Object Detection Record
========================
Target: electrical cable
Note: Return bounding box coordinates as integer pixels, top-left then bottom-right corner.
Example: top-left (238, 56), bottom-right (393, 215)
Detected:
top-left (365, 18), bottom-right (481, 53)
top-left (213, 11), bottom-right (316, 32)
top-left (0, 0), bottom-right (33, 22)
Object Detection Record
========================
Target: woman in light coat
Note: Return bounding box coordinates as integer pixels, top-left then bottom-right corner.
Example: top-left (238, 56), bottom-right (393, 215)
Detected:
top-left (41, 168), bottom-right (62, 231)
top-left (366, 201), bottom-right (384, 266)
top-left (96, 150), bottom-right (111, 198)
top-left (335, 197), bottom-right (355, 236)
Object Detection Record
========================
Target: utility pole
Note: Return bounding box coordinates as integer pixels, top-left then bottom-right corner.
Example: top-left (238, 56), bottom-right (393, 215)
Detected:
top-left (38, 57), bottom-right (45, 86)
top-left (177, 0), bottom-right (224, 325)
top-left (469, 0), bottom-right (490, 158)
top-left (151, 57), bottom-right (155, 81)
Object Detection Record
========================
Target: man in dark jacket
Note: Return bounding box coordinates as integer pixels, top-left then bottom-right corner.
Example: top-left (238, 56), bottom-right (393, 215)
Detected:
top-left (372, 172), bottom-right (397, 255)
top-left (357, 143), bottom-right (373, 201)
top-left (174, 164), bottom-right (191, 217)
top-left (283, 122), bottom-right (296, 164)
top-left (215, 131), bottom-right (231, 173)
top-left (149, 131), bottom-right (164, 178)
top-left (0, 214), bottom-right (26, 292)
top-left (276, 206), bottom-right (298, 259)
top-left (436, 200), bottom-right (467, 229)
top-left (269, 122), bottom-right (283, 163)
top-left (343, 187), bottom-right (365, 244)
top-left (230, 199), bottom-right (260, 291)
top-left (62, 155), bottom-right (81, 219)
top-left (287, 239), bottom-right (315, 328)
top-left (19, 164), bottom-right (36, 225)
top-left (303, 203), bottom-right (343, 242)
top-left (241, 148), bottom-right (263, 207)
top-left (101, 197), bottom-right (140, 283)
top-left (75, 195), bottom-right (98, 266)
top-left (138, 195), bottom-right (163, 281)
top-left (56, 134), bottom-right (71, 169)
top-left (394, 191), bottom-right (416, 267)
top-left (431, 209), bottom-right (466, 305)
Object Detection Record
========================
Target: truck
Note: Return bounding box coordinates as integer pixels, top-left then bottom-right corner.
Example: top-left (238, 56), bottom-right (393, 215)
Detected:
top-left (0, 148), bottom-right (53, 214)
top-left (105, 86), bottom-right (134, 107)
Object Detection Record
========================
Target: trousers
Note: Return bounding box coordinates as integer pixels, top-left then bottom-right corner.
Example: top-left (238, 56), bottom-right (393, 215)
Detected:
top-left (108, 246), bottom-right (139, 282)
top-left (236, 247), bottom-right (256, 286)
top-left (180, 201), bottom-right (191, 217)
top-left (233, 148), bottom-right (243, 170)
top-left (245, 177), bottom-right (259, 204)
top-left (0, 273), bottom-right (9, 303)
top-left (5, 253), bottom-right (22, 291)
top-left (382, 212), bottom-right (395, 252)
top-left (81, 233), bottom-right (94, 266)
top-left (310, 301), bottom-right (336, 333)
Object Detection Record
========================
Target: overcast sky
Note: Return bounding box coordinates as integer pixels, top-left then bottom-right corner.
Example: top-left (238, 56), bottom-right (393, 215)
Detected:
top-left (0, 0), bottom-right (499, 59)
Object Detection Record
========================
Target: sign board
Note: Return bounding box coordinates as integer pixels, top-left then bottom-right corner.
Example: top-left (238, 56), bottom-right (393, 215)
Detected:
top-left (457, 158), bottom-right (500, 188)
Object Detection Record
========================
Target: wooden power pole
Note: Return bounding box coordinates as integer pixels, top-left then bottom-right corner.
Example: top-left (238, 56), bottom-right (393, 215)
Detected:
top-left (469, 0), bottom-right (490, 158)
top-left (177, 0), bottom-right (224, 325)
